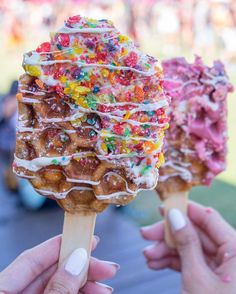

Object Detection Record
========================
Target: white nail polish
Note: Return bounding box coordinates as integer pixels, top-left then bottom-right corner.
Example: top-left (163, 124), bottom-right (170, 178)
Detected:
top-left (96, 282), bottom-right (114, 292)
top-left (144, 244), bottom-right (156, 252)
top-left (102, 260), bottom-right (120, 270)
top-left (65, 248), bottom-right (88, 276)
top-left (168, 209), bottom-right (186, 231)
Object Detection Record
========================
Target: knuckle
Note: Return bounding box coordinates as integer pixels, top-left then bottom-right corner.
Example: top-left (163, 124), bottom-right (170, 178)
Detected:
top-left (15, 249), bottom-right (47, 281)
top-left (46, 281), bottom-right (74, 294)
top-left (36, 273), bottom-right (50, 290)
top-left (24, 253), bottom-right (45, 277)
top-left (177, 230), bottom-right (199, 250)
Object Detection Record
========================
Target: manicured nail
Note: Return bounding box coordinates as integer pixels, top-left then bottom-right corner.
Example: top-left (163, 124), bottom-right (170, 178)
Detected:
top-left (168, 209), bottom-right (186, 231)
top-left (94, 235), bottom-right (100, 244)
top-left (102, 260), bottom-right (120, 270)
top-left (143, 243), bottom-right (156, 253)
top-left (143, 246), bottom-right (153, 257)
top-left (140, 225), bottom-right (152, 232)
top-left (65, 248), bottom-right (88, 276)
top-left (96, 282), bottom-right (114, 292)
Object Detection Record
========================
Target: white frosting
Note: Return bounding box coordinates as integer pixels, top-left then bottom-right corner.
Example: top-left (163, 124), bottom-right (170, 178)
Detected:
top-left (36, 108), bottom-right (167, 127)
top-left (17, 124), bottom-right (162, 143)
top-left (95, 191), bottom-right (132, 200)
top-left (20, 89), bottom-right (46, 96)
top-left (66, 177), bottom-right (100, 185)
top-left (14, 154), bottom-right (71, 171)
top-left (24, 55), bottom-right (156, 76)
top-left (35, 186), bottom-right (93, 199)
top-left (39, 75), bottom-right (58, 86)
top-left (58, 26), bottom-right (116, 34)
top-left (160, 161), bottom-right (192, 182)
top-left (131, 164), bottom-right (158, 187)
top-left (21, 96), bottom-right (41, 103)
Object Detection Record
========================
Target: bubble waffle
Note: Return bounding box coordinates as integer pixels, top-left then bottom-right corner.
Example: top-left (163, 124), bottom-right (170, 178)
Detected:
top-left (13, 15), bottom-right (169, 213)
top-left (157, 56), bottom-right (233, 200)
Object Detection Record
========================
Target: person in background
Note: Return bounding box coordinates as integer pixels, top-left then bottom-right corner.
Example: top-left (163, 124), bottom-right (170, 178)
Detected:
top-left (0, 80), bottom-right (18, 190)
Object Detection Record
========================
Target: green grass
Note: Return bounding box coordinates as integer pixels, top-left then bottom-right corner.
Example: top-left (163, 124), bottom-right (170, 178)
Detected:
top-left (122, 179), bottom-right (236, 228)
top-left (190, 180), bottom-right (236, 227)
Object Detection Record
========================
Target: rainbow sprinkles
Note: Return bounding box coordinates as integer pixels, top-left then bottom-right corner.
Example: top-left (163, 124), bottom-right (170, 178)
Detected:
top-left (14, 15), bottom-right (169, 201)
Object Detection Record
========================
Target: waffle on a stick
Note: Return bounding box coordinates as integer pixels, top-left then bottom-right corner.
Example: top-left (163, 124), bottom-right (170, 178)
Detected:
top-left (14, 16), bottom-right (169, 213)
top-left (155, 56), bottom-right (233, 248)
top-left (157, 56), bottom-right (233, 200)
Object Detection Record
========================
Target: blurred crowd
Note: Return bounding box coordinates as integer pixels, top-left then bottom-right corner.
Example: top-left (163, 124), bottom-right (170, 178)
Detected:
top-left (0, 0), bottom-right (236, 59)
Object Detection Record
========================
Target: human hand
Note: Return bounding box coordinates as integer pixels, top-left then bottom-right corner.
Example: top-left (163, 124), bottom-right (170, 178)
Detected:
top-left (141, 202), bottom-right (236, 294)
top-left (0, 235), bottom-right (118, 293)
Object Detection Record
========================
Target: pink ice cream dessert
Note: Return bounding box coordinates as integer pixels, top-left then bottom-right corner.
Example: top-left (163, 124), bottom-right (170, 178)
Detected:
top-left (157, 56), bottom-right (233, 197)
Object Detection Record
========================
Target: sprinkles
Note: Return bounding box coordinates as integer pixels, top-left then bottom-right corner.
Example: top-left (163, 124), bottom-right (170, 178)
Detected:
top-left (16, 15), bottom-right (170, 193)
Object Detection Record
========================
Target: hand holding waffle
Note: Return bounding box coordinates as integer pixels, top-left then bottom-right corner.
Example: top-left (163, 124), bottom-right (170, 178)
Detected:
top-left (0, 236), bottom-right (118, 294)
top-left (13, 15), bottom-right (169, 279)
top-left (141, 202), bottom-right (236, 294)
top-left (157, 57), bottom-right (233, 247)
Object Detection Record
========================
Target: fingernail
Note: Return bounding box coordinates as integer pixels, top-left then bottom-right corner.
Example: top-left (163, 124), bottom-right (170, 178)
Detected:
top-left (168, 209), bottom-right (186, 231)
top-left (65, 248), bottom-right (88, 276)
top-left (94, 235), bottom-right (100, 244)
top-left (143, 244), bottom-right (155, 253)
top-left (102, 260), bottom-right (120, 270)
top-left (140, 225), bottom-right (151, 232)
top-left (96, 282), bottom-right (114, 292)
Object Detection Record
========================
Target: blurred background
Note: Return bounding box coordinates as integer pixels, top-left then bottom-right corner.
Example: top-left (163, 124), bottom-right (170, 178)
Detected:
top-left (0, 0), bottom-right (235, 292)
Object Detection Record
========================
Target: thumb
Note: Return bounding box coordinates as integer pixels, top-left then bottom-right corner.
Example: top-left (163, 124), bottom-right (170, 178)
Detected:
top-left (168, 209), bottom-right (210, 276)
top-left (44, 248), bottom-right (88, 294)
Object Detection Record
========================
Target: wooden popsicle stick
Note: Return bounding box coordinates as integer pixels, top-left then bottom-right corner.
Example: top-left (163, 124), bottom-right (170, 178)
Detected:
top-left (59, 211), bottom-right (97, 285)
top-left (163, 191), bottom-right (189, 248)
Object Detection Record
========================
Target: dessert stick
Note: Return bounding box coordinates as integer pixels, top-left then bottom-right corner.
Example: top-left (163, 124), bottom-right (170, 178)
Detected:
top-left (163, 191), bottom-right (188, 248)
top-left (158, 56), bottom-right (233, 248)
top-left (59, 209), bottom-right (96, 284)
top-left (59, 211), bottom-right (96, 264)
top-left (14, 15), bottom-right (170, 276)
